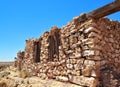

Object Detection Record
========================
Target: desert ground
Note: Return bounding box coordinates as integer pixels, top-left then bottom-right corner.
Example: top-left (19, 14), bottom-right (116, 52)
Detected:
top-left (0, 62), bottom-right (82, 87)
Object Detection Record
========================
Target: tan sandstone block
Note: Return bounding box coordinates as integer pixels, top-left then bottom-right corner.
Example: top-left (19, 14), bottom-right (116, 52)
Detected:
top-left (70, 76), bottom-right (98, 87)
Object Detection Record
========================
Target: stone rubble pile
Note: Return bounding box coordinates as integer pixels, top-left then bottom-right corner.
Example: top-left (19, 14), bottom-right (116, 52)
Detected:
top-left (15, 14), bottom-right (120, 87)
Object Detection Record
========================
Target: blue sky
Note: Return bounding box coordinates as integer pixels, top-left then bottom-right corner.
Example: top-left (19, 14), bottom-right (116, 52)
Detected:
top-left (0, 0), bottom-right (119, 62)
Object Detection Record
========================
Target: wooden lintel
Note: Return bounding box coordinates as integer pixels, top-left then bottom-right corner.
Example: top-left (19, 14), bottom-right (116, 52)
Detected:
top-left (88, 1), bottom-right (120, 19)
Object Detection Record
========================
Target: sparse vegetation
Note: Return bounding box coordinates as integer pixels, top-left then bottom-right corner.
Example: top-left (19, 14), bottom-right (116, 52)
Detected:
top-left (19, 70), bottom-right (32, 78)
top-left (0, 62), bottom-right (14, 71)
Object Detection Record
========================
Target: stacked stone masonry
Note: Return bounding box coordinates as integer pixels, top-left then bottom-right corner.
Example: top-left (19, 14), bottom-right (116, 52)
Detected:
top-left (15, 14), bottom-right (120, 87)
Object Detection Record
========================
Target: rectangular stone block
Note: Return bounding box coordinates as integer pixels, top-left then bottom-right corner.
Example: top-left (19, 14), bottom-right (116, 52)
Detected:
top-left (70, 76), bottom-right (98, 87)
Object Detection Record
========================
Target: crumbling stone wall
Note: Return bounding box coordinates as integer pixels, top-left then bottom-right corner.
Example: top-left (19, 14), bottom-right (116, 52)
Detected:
top-left (15, 15), bottom-right (120, 87)
top-left (95, 18), bottom-right (120, 87)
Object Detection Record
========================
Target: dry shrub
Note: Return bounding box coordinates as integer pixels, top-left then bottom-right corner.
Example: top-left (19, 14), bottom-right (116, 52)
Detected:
top-left (0, 82), bottom-right (7, 87)
top-left (19, 70), bottom-right (31, 78)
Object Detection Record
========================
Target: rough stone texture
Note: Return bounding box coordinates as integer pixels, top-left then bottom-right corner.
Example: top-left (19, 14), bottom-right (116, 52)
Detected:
top-left (0, 66), bottom-right (84, 87)
top-left (15, 14), bottom-right (120, 87)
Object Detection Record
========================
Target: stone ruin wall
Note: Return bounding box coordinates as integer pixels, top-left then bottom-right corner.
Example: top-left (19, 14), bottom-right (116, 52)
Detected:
top-left (15, 16), bottom-right (120, 87)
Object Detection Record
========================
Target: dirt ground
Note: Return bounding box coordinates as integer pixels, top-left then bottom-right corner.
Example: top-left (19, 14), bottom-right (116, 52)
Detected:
top-left (0, 65), bottom-right (82, 87)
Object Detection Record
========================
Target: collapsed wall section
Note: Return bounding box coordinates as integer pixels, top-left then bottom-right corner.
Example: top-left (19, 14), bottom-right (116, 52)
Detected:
top-left (15, 15), bottom-right (120, 87)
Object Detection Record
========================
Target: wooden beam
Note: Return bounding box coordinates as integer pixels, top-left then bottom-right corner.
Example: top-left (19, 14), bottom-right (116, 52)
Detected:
top-left (88, 1), bottom-right (120, 19)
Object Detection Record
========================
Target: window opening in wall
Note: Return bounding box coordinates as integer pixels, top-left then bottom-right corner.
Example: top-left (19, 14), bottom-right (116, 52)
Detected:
top-left (48, 28), bottom-right (60, 62)
top-left (48, 35), bottom-right (54, 61)
top-left (34, 42), bottom-right (40, 62)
